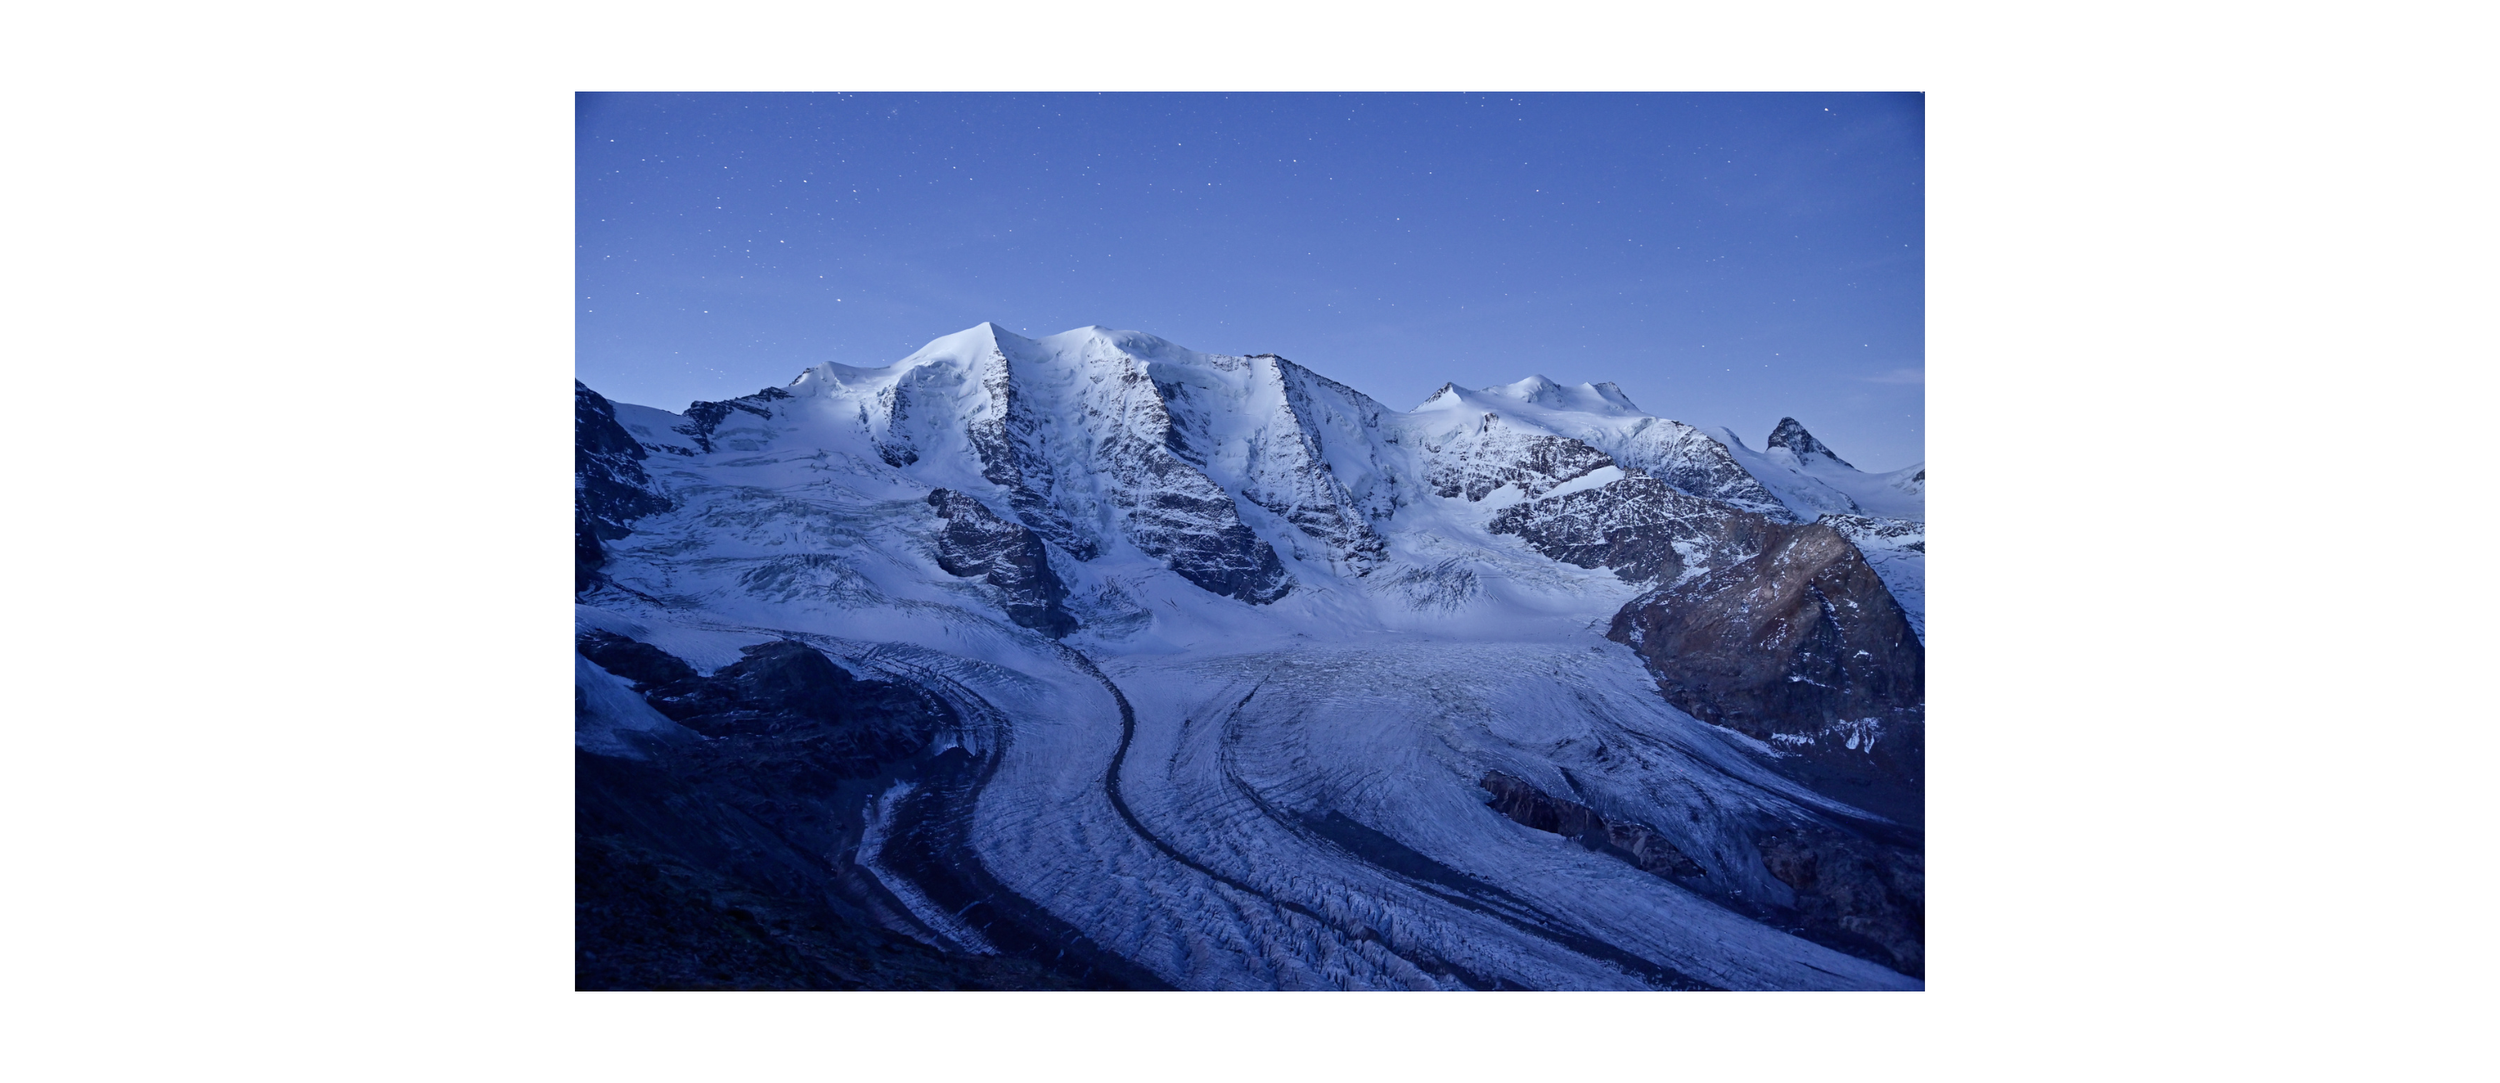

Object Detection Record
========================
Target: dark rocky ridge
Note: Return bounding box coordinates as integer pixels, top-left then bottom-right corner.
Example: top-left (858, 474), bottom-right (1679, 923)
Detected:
top-left (1488, 475), bottom-right (1786, 585)
top-left (675, 386), bottom-right (793, 453)
top-left (1606, 521), bottom-right (1924, 824)
top-left (1103, 441), bottom-right (1292, 603)
top-left (1485, 454), bottom-right (1926, 826)
top-left (577, 635), bottom-right (943, 762)
top-left (1754, 826), bottom-right (1924, 977)
top-left (926, 488), bottom-right (1077, 637)
top-left (1479, 771), bottom-right (1706, 881)
top-left (576, 381), bottom-right (672, 593)
top-left (1767, 416), bottom-right (1852, 469)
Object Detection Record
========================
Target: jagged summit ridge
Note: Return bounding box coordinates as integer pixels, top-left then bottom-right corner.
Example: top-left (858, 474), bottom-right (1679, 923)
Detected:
top-left (1766, 416), bottom-right (1852, 469)
top-left (601, 324), bottom-right (1927, 609)
top-left (596, 325), bottom-right (1921, 607)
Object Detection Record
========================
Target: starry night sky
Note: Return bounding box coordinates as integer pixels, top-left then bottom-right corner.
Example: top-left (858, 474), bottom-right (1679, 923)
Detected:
top-left (577, 92), bottom-right (1924, 470)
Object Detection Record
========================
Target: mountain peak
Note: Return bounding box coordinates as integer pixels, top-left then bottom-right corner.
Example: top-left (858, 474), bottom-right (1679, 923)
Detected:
top-left (1474, 375), bottom-right (1643, 416)
top-left (1766, 417), bottom-right (1854, 469)
top-left (1588, 381), bottom-right (1641, 413)
top-left (1413, 382), bottom-right (1463, 410)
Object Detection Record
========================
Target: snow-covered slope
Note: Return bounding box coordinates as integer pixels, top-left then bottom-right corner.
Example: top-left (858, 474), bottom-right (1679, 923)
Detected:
top-left (575, 324), bottom-right (1926, 990)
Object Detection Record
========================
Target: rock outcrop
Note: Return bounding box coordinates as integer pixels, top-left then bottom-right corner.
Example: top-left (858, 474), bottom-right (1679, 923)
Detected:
top-left (1480, 771), bottom-right (1707, 882)
top-left (963, 343), bottom-right (1102, 561)
top-left (1754, 826), bottom-right (1924, 977)
top-left (1488, 475), bottom-right (1786, 584)
top-left (577, 634), bottom-right (947, 767)
top-left (1416, 409), bottom-right (1616, 501)
top-left (1606, 522), bottom-right (1924, 820)
top-left (676, 386), bottom-right (794, 453)
top-left (1820, 512), bottom-right (1925, 555)
top-left (962, 336), bottom-right (1292, 603)
top-left (926, 488), bottom-right (1077, 637)
top-left (1156, 354), bottom-right (1393, 576)
top-left (1767, 416), bottom-right (1852, 469)
top-left (576, 381), bottom-right (672, 592)
top-left (1602, 416), bottom-right (1795, 519)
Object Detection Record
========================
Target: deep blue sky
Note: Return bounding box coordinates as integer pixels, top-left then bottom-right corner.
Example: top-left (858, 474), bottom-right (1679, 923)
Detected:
top-left (578, 92), bottom-right (1924, 469)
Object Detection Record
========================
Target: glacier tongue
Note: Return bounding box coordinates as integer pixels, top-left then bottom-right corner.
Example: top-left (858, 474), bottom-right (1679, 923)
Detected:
top-left (575, 323), bottom-right (1926, 990)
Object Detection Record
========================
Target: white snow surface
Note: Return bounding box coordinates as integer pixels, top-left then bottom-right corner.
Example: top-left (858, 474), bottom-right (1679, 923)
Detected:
top-left (577, 323), bottom-right (1923, 990)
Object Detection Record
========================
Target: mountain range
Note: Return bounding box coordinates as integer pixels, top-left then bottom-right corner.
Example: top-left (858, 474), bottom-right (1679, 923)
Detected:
top-left (575, 323), bottom-right (1925, 990)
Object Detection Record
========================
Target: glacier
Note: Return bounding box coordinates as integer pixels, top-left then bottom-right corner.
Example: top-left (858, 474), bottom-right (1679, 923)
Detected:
top-left (575, 323), bottom-right (1925, 990)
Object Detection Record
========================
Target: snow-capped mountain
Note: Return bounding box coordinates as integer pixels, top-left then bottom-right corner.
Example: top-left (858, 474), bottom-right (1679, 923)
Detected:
top-left (576, 323), bottom-right (1926, 990)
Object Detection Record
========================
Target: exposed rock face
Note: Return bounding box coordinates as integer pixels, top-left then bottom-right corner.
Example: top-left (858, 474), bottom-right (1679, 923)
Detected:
top-left (1818, 513), bottom-right (1927, 642)
top-left (870, 381), bottom-right (919, 467)
top-left (1417, 409), bottom-right (1616, 501)
top-left (1821, 512), bottom-right (1924, 555)
top-left (1156, 354), bottom-right (1393, 576)
top-left (1760, 415), bottom-right (1860, 465)
top-left (1488, 475), bottom-right (1787, 584)
top-left (1480, 771), bottom-right (1706, 881)
top-left (1101, 442), bottom-right (1292, 604)
top-left (962, 338), bottom-right (1291, 603)
top-left (577, 634), bottom-right (947, 765)
top-left (1755, 827), bottom-right (1924, 977)
top-left (576, 381), bottom-right (672, 592)
top-left (1605, 522), bottom-right (1924, 819)
top-left (964, 344), bottom-right (1101, 560)
top-left (926, 488), bottom-right (1076, 637)
top-left (676, 386), bottom-right (793, 453)
top-left (1767, 416), bottom-right (1852, 469)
